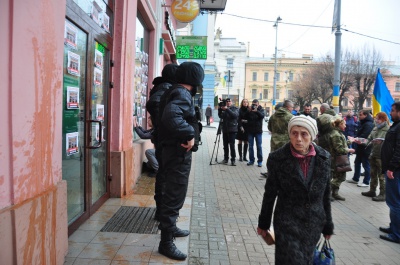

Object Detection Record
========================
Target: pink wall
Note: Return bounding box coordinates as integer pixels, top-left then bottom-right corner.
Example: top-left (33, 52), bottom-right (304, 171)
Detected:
top-left (1, 0), bottom-right (65, 207)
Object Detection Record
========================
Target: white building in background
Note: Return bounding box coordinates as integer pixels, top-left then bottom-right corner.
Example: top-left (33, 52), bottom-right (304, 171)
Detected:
top-left (214, 29), bottom-right (247, 107)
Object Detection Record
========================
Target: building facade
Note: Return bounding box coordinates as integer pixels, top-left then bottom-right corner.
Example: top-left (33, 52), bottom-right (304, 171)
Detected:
top-left (245, 55), bottom-right (314, 116)
top-left (0, 0), bottom-right (187, 263)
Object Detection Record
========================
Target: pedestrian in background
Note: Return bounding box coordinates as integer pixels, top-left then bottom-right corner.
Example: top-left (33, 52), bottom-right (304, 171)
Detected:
top-left (319, 117), bottom-right (355, 201)
top-left (343, 110), bottom-right (358, 150)
top-left (157, 62), bottom-right (204, 260)
top-left (361, 112), bottom-right (390, 201)
top-left (267, 100), bottom-right (294, 152)
top-left (379, 102), bottom-right (400, 244)
top-left (218, 98), bottom-right (239, 166)
top-left (347, 109), bottom-right (374, 187)
top-left (244, 99), bottom-right (265, 167)
top-left (292, 104), bottom-right (300, 115)
top-left (298, 103), bottom-right (314, 118)
top-left (258, 115), bottom-right (334, 264)
top-left (205, 104), bottom-right (213, 126)
top-left (236, 99), bottom-right (250, 162)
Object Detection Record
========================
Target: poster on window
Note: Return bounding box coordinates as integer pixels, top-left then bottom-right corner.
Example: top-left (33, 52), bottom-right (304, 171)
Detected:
top-left (138, 117), bottom-right (142, 127)
top-left (141, 108), bottom-right (146, 118)
top-left (66, 86), bottom-right (79, 109)
top-left (66, 132), bottom-right (79, 156)
top-left (67, 51), bottom-right (80, 76)
top-left (102, 13), bottom-right (110, 32)
top-left (96, 104), bottom-right (104, 121)
top-left (64, 22), bottom-right (78, 49)
top-left (94, 50), bottom-right (103, 69)
top-left (94, 68), bottom-right (102, 86)
top-left (90, 1), bottom-right (102, 25)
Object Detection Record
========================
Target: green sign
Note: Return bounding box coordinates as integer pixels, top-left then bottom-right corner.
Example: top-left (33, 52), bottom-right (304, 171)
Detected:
top-left (176, 36), bottom-right (207, 59)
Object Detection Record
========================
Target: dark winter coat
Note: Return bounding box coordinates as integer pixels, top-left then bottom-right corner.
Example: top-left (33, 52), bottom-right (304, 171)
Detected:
top-left (236, 106), bottom-right (250, 141)
top-left (343, 115), bottom-right (358, 138)
top-left (268, 107), bottom-right (293, 151)
top-left (218, 106), bottom-right (239, 133)
top-left (258, 143), bottom-right (334, 265)
top-left (243, 105), bottom-right (265, 134)
top-left (158, 85), bottom-right (195, 145)
top-left (381, 120), bottom-right (400, 173)
top-left (355, 115), bottom-right (374, 155)
top-left (205, 106), bottom-right (213, 117)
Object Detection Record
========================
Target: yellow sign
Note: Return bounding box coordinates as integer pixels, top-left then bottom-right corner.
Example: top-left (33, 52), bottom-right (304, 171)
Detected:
top-left (171, 0), bottom-right (200, 23)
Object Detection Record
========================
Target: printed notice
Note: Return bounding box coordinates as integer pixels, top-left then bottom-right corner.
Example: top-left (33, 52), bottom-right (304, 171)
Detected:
top-left (66, 86), bottom-right (79, 109)
top-left (96, 104), bottom-right (104, 121)
top-left (67, 51), bottom-right (80, 76)
top-left (66, 132), bottom-right (79, 156)
top-left (64, 22), bottom-right (78, 49)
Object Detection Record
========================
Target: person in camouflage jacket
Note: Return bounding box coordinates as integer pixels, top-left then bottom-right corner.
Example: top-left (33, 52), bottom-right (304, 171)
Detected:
top-left (318, 117), bottom-right (355, 200)
top-left (267, 100), bottom-right (294, 151)
top-left (361, 112), bottom-right (390, 201)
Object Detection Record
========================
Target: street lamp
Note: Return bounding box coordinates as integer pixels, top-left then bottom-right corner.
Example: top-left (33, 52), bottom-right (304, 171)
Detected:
top-left (272, 16), bottom-right (282, 111)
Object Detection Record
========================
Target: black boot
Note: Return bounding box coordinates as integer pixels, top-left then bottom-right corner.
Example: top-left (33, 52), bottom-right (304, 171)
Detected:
top-left (159, 230), bottom-right (187, 260)
top-left (243, 143), bottom-right (248, 161)
top-left (238, 143), bottom-right (243, 161)
top-left (173, 227), bottom-right (190, 237)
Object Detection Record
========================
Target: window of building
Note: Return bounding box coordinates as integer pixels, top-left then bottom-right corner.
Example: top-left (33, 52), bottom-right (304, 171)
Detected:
top-left (396, 82), bottom-right (400, 92)
top-left (276, 72), bottom-right (280, 81)
top-left (264, 72), bottom-right (269, 81)
top-left (276, 89), bottom-right (280, 99)
top-left (287, 90), bottom-right (293, 100)
top-left (342, 97), bottom-right (348, 107)
top-left (252, 89), bottom-right (257, 99)
top-left (289, 72), bottom-right (294, 82)
top-left (263, 89), bottom-right (268, 99)
top-left (252, 72), bottom-right (257, 81)
top-left (227, 58), bottom-right (233, 68)
top-left (366, 98), bottom-right (372, 107)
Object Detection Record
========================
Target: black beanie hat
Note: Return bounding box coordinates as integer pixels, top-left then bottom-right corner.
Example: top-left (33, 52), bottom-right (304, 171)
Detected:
top-left (161, 64), bottom-right (178, 83)
top-left (175, 62), bottom-right (205, 87)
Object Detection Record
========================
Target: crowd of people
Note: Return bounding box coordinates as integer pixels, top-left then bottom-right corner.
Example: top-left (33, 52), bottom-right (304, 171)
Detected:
top-left (141, 62), bottom-right (400, 262)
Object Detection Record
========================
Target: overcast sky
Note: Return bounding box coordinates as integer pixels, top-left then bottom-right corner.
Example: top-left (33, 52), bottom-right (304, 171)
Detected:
top-left (214, 0), bottom-right (400, 63)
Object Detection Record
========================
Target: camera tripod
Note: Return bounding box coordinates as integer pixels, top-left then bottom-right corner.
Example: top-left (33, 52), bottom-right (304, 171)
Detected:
top-left (209, 120), bottom-right (223, 165)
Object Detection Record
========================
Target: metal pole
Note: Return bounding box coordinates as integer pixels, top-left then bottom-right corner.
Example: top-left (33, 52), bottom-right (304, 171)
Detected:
top-left (273, 16), bottom-right (282, 112)
top-left (333, 0), bottom-right (341, 114)
top-left (227, 70), bottom-right (230, 98)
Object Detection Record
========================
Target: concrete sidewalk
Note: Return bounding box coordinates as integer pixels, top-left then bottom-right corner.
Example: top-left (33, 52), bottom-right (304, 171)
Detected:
top-left (65, 124), bottom-right (400, 265)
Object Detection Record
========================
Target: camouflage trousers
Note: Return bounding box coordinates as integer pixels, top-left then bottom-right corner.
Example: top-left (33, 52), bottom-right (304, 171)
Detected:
top-left (369, 157), bottom-right (385, 194)
top-left (331, 170), bottom-right (346, 189)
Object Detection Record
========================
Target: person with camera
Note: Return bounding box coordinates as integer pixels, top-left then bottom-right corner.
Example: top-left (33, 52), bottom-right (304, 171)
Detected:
top-left (236, 99), bottom-right (250, 162)
top-left (157, 62), bottom-right (204, 260)
top-left (244, 99), bottom-right (265, 167)
top-left (218, 98), bottom-right (239, 166)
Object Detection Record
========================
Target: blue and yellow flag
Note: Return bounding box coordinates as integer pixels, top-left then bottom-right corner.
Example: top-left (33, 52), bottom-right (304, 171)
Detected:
top-left (221, 75), bottom-right (227, 87)
top-left (372, 68), bottom-right (394, 119)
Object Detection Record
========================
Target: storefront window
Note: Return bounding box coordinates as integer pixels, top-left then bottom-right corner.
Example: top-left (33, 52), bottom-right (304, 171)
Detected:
top-left (133, 16), bottom-right (150, 140)
top-left (72, 0), bottom-right (113, 34)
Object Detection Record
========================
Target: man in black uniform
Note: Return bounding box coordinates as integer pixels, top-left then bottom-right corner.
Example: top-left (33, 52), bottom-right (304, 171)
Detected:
top-left (218, 98), bottom-right (239, 166)
top-left (146, 64), bottom-right (178, 220)
top-left (157, 62), bottom-right (204, 260)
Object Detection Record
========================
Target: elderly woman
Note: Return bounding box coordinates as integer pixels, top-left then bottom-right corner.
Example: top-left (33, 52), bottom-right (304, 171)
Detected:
top-left (257, 115), bottom-right (334, 264)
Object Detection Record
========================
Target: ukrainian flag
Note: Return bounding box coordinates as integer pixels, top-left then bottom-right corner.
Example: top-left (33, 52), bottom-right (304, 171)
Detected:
top-left (372, 68), bottom-right (394, 118)
top-left (221, 75), bottom-right (227, 87)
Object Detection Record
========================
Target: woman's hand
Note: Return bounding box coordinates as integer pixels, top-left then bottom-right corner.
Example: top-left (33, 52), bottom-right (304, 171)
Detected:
top-left (323, 234), bottom-right (332, 240)
top-left (348, 148), bottom-right (355, 154)
top-left (257, 227), bottom-right (268, 237)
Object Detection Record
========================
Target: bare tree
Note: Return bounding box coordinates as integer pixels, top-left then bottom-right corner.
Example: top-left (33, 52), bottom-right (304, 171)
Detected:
top-left (346, 45), bottom-right (382, 112)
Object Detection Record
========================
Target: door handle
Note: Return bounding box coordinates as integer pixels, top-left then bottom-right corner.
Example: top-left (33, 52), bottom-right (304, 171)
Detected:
top-left (88, 120), bottom-right (102, 149)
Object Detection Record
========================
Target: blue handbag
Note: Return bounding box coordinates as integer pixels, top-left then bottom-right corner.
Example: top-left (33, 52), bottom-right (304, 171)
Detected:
top-left (313, 238), bottom-right (335, 265)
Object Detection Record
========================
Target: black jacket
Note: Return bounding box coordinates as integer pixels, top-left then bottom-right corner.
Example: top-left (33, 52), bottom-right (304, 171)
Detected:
top-left (158, 85), bottom-right (195, 145)
top-left (244, 106), bottom-right (265, 134)
top-left (258, 143), bottom-right (333, 264)
top-left (381, 120), bottom-right (400, 172)
top-left (355, 115), bottom-right (374, 155)
top-left (218, 106), bottom-right (239, 133)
